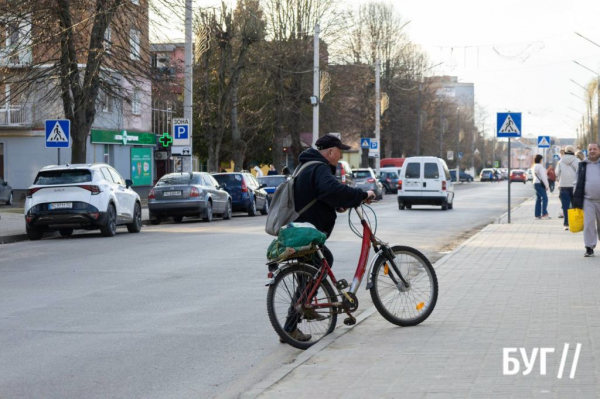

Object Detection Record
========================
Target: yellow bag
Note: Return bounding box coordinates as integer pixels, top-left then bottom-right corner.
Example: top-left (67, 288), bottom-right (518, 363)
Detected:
top-left (568, 208), bottom-right (584, 233)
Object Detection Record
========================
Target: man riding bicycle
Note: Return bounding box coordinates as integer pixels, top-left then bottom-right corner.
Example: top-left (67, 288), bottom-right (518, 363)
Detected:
top-left (284, 134), bottom-right (376, 342)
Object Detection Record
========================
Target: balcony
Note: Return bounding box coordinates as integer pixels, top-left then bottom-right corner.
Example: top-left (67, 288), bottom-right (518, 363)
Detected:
top-left (0, 103), bottom-right (33, 127)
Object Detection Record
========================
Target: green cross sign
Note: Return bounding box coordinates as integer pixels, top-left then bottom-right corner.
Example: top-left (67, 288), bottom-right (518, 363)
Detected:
top-left (159, 132), bottom-right (173, 147)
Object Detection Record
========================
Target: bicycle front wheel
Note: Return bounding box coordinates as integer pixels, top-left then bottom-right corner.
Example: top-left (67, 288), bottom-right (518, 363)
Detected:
top-left (370, 246), bottom-right (438, 327)
top-left (267, 262), bottom-right (338, 350)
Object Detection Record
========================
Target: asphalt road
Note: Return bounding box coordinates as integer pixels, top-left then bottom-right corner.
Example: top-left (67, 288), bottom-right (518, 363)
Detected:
top-left (0, 181), bottom-right (534, 399)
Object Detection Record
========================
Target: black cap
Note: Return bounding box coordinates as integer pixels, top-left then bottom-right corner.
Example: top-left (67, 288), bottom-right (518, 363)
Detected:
top-left (315, 134), bottom-right (351, 151)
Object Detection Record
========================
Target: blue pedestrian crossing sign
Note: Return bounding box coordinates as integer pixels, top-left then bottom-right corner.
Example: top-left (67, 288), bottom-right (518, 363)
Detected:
top-left (458, 152), bottom-right (463, 159)
top-left (360, 138), bottom-right (371, 149)
top-left (537, 136), bottom-right (551, 148)
top-left (45, 119), bottom-right (70, 148)
top-left (496, 112), bottom-right (522, 138)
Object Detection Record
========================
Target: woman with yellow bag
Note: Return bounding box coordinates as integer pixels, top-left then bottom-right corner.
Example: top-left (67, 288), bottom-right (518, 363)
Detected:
top-left (573, 143), bottom-right (600, 257)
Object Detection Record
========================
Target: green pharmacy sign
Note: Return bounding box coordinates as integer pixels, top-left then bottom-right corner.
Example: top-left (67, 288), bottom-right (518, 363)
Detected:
top-left (91, 129), bottom-right (156, 146)
top-left (158, 132), bottom-right (173, 147)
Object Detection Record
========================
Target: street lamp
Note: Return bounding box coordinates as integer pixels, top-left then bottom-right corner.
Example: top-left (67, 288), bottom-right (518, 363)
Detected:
top-left (573, 59), bottom-right (600, 143)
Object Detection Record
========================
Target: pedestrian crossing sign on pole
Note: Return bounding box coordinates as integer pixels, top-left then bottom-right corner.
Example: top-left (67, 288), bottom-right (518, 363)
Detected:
top-left (537, 136), bottom-right (551, 148)
top-left (496, 112), bottom-right (522, 138)
top-left (45, 119), bottom-right (71, 148)
top-left (360, 138), bottom-right (371, 149)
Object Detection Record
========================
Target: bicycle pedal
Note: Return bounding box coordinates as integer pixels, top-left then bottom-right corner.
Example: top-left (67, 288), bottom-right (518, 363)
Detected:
top-left (343, 315), bottom-right (356, 326)
top-left (336, 279), bottom-right (349, 290)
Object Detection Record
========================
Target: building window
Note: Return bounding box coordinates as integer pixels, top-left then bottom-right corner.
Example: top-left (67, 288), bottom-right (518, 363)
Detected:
top-left (130, 29), bottom-right (140, 60)
top-left (99, 90), bottom-right (113, 113)
top-left (132, 89), bottom-right (141, 115)
top-left (104, 25), bottom-right (111, 51)
top-left (103, 145), bottom-right (110, 164)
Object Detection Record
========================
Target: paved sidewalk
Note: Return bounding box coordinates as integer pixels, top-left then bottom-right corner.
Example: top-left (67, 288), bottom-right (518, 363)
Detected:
top-left (248, 193), bottom-right (600, 398)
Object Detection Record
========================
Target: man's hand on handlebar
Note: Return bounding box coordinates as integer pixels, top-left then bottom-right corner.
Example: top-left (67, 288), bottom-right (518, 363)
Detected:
top-left (365, 190), bottom-right (376, 204)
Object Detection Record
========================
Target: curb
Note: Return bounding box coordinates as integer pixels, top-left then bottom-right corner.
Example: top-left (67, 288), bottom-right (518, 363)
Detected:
top-left (0, 220), bottom-right (155, 245)
top-left (243, 222), bottom-right (482, 398)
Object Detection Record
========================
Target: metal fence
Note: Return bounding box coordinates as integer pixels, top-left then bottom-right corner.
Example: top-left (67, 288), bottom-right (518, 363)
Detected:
top-left (0, 103), bottom-right (32, 126)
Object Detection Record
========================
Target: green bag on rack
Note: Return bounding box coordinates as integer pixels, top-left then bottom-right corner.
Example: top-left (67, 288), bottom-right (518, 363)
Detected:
top-left (266, 222), bottom-right (327, 261)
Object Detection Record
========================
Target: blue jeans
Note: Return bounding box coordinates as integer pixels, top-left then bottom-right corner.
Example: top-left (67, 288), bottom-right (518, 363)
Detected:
top-left (534, 183), bottom-right (548, 217)
top-left (559, 188), bottom-right (574, 226)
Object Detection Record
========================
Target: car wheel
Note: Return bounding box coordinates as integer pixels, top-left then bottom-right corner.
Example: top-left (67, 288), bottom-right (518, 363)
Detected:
top-left (405, 203), bottom-right (412, 209)
top-left (59, 228), bottom-right (73, 237)
top-left (383, 186), bottom-right (389, 195)
top-left (248, 198), bottom-right (257, 217)
top-left (203, 200), bottom-right (213, 222)
top-left (6, 192), bottom-right (13, 206)
top-left (260, 198), bottom-right (269, 215)
top-left (100, 204), bottom-right (117, 237)
top-left (127, 203), bottom-right (142, 233)
top-left (173, 216), bottom-right (184, 223)
top-left (223, 200), bottom-right (232, 220)
top-left (442, 200), bottom-right (448, 211)
top-left (26, 225), bottom-right (43, 240)
top-left (398, 201), bottom-right (405, 210)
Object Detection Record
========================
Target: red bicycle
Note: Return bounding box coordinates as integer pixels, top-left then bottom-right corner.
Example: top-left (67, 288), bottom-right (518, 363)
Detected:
top-left (266, 204), bottom-right (439, 349)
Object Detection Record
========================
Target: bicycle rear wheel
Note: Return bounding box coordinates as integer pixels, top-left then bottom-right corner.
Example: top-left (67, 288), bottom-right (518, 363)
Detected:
top-left (370, 246), bottom-right (438, 326)
top-left (267, 262), bottom-right (338, 350)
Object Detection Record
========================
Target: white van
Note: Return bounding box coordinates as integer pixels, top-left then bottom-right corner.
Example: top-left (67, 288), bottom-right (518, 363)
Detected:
top-left (397, 156), bottom-right (455, 210)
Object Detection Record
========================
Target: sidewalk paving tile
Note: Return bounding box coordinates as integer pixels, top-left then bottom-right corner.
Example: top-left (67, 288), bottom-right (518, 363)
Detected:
top-left (256, 194), bottom-right (600, 398)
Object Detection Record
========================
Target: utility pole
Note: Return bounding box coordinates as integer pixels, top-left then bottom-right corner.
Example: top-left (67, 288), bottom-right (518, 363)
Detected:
top-left (438, 96), bottom-right (443, 158)
top-left (184, 0), bottom-right (193, 172)
top-left (471, 117), bottom-right (475, 175)
top-left (312, 24), bottom-right (320, 147)
top-left (375, 58), bottom-right (381, 175)
top-left (456, 107), bottom-right (460, 179)
top-left (415, 83), bottom-right (422, 156)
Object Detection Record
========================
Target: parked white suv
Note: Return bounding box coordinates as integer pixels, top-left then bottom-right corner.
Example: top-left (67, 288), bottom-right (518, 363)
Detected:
top-left (397, 156), bottom-right (455, 210)
top-left (24, 164), bottom-right (142, 240)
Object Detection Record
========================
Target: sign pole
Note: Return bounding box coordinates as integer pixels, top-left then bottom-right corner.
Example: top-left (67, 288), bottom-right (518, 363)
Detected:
top-left (58, 148), bottom-right (60, 165)
top-left (507, 138), bottom-right (511, 224)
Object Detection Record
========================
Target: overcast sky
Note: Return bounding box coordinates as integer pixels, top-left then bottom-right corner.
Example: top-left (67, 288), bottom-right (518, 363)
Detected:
top-left (182, 0), bottom-right (600, 140)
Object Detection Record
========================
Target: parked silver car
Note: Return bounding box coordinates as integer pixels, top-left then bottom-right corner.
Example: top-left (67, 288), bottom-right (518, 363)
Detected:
top-left (148, 172), bottom-right (231, 224)
top-left (0, 176), bottom-right (13, 205)
top-left (352, 168), bottom-right (384, 200)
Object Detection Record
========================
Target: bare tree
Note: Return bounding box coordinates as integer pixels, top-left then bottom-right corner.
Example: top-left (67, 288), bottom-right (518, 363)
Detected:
top-left (0, 0), bottom-right (184, 163)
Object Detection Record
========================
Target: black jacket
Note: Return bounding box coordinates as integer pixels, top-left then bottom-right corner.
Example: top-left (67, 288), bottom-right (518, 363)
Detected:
top-left (293, 149), bottom-right (368, 237)
top-left (573, 161), bottom-right (587, 209)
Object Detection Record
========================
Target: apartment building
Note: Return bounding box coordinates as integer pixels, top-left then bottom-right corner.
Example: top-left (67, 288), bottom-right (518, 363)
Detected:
top-left (0, 0), bottom-right (154, 190)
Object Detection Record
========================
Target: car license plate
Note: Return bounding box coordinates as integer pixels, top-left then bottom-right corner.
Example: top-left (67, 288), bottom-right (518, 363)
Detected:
top-left (164, 191), bottom-right (182, 197)
top-left (49, 202), bottom-right (73, 210)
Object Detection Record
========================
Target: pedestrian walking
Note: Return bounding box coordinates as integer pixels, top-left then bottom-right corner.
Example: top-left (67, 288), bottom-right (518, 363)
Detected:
top-left (267, 164), bottom-right (279, 176)
top-left (532, 154), bottom-right (550, 219)
top-left (573, 143), bottom-right (600, 257)
top-left (546, 165), bottom-right (556, 193)
top-left (556, 145), bottom-right (579, 230)
top-left (254, 165), bottom-right (264, 177)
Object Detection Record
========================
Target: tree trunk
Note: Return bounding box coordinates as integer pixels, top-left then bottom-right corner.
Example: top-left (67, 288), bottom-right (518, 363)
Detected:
top-left (231, 84), bottom-right (245, 171)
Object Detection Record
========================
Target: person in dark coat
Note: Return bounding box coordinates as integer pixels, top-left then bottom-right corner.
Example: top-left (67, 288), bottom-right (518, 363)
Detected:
top-left (281, 166), bottom-right (291, 176)
top-left (281, 134), bottom-right (375, 343)
top-left (267, 164), bottom-right (279, 175)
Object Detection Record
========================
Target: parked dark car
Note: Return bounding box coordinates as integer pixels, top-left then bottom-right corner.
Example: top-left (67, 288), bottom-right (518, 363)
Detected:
top-left (148, 172), bottom-right (231, 224)
top-left (450, 170), bottom-right (474, 182)
top-left (379, 169), bottom-right (400, 194)
top-left (257, 175), bottom-right (288, 204)
top-left (0, 176), bottom-right (13, 205)
top-left (213, 172), bottom-right (269, 216)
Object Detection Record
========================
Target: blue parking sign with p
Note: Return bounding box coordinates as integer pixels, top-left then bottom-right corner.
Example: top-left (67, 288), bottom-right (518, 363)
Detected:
top-left (174, 124), bottom-right (188, 140)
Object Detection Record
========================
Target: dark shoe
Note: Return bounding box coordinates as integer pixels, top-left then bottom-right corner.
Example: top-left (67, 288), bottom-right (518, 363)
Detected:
top-left (303, 308), bottom-right (328, 321)
top-left (279, 328), bottom-right (312, 343)
top-left (584, 247), bottom-right (594, 257)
